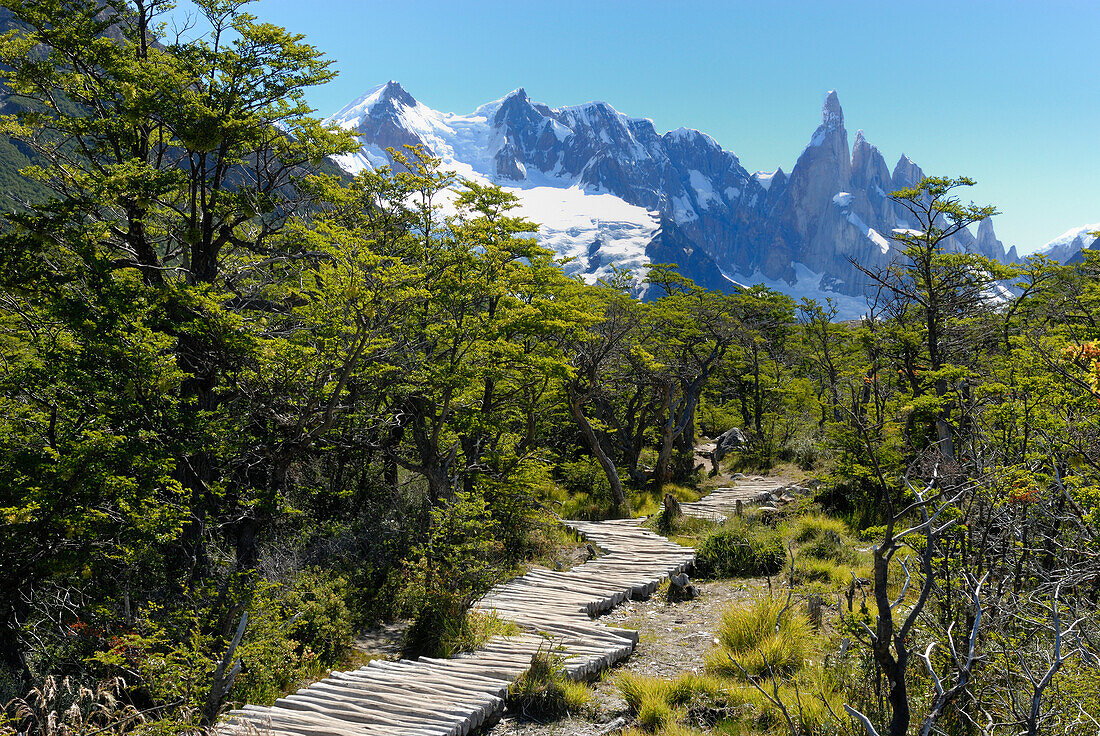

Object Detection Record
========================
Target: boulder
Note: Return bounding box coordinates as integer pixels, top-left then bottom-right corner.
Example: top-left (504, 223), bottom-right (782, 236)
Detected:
top-left (713, 427), bottom-right (747, 461)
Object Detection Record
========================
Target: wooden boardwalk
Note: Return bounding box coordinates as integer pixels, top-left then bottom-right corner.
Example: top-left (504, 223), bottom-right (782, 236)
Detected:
top-left (666, 476), bottom-right (787, 522)
top-left (221, 480), bottom-right (784, 736)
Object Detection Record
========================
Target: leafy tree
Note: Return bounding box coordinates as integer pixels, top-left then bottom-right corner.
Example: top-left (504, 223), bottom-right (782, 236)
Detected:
top-left (0, 0), bottom-right (353, 674)
top-left (855, 177), bottom-right (1004, 462)
top-left (559, 269), bottom-right (641, 509)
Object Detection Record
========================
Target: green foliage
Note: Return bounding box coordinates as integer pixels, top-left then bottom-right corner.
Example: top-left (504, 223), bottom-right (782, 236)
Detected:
top-left (282, 570), bottom-right (353, 667)
top-left (619, 599), bottom-right (845, 736)
top-left (402, 490), bottom-right (506, 658)
top-left (2, 3), bottom-right (1099, 734)
top-left (560, 456), bottom-right (613, 499)
top-left (693, 521), bottom-right (786, 578)
top-left (617, 673), bottom-right (678, 733)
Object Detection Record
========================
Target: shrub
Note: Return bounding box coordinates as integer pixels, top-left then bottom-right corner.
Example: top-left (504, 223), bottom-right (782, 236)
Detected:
top-left (560, 457), bottom-right (612, 499)
top-left (404, 607), bottom-right (517, 660)
top-left (402, 490), bottom-right (506, 658)
top-left (284, 568), bottom-right (353, 666)
top-left (788, 514), bottom-right (849, 545)
top-left (693, 522), bottom-right (786, 578)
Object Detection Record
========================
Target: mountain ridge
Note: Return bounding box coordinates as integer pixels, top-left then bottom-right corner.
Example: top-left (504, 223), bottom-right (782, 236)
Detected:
top-left (327, 83), bottom-right (1028, 314)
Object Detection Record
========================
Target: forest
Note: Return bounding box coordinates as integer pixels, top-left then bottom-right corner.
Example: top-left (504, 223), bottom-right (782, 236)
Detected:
top-left (1, 2), bottom-right (1100, 735)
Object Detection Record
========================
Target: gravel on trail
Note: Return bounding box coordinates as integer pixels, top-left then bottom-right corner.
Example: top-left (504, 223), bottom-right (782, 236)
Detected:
top-left (482, 576), bottom-right (775, 736)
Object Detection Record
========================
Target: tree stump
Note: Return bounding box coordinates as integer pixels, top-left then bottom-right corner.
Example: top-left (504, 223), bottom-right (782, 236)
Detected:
top-left (663, 493), bottom-right (682, 519)
top-left (807, 594), bottom-right (824, 629)
top-left (667, 572), bottom-right (700, 602)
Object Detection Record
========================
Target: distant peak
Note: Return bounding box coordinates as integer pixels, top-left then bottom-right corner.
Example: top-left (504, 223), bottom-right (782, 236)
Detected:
top-left (822, 90), bottom-right (843, 128)
top-left (379, 80), bottom-right (416, 106)
top-left (505, 87), bottom-right (528, 102)
top-left (853, 129), bottom-right (866, 147)
top-left (328, 81), bottom-right (418, 126)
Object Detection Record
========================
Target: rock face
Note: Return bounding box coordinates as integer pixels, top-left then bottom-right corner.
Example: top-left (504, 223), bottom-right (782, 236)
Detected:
top-left (327, 84), bottom-right (1021, 315)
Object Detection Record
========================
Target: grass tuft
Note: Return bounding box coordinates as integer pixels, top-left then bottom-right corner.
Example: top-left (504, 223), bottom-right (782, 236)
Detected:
top-left (705, 595), bottom-right (815, 679)
top-left (508, 641), bottom-right (596, 720)
top-left (694, 520), bottom-right (786, 578)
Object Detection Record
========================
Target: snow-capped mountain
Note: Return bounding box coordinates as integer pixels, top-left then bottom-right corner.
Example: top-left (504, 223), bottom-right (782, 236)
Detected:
top-left (1035, 224), bottom-right (1100, 264)
top-left (327, 82), bottom-right (1019, 315)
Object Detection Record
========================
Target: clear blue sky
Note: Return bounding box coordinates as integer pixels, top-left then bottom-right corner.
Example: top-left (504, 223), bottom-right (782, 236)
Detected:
top-left (203, 0), bottom-right (1098, 253)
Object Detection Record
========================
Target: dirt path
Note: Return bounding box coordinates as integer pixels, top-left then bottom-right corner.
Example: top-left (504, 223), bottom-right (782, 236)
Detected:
top-left (482, 577), bottom-right (775, 735)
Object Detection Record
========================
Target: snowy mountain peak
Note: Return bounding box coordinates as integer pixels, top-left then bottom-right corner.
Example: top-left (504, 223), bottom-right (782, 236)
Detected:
top-left (822, 90), bottom-right (843, 129)
top-left (753, 167), bottom-right (786, 192)
top-left (330, 80), bottom-right (418, 132)
top-left (378, 80), bottom-right (415, 106)
top-left (325, 84), bottom-right (1022, 316)
top-left (1036, 223), bottom-right (1100, 263)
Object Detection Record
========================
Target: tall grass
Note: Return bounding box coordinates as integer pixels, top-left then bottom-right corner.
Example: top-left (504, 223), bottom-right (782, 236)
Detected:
top-left (705, 596), bottom-right (815, 679)
top-left (508, 641), bottom-right (595, 720)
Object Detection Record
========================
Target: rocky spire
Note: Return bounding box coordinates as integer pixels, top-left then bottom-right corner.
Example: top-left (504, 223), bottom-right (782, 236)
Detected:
top-left (975, 217), bottom-right (1014, 263)
top-left (851, 129), bottom-right (891, 193)
top-left (822, 90), bottom-right (844, 131)
top-left (891, 154), bottom-right (925, 190)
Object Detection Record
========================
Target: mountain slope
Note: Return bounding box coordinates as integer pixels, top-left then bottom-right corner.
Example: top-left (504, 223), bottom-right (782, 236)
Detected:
top-left (327, 83), bottom-right (1020, 314)
top-left (1036, 224), bottom-right (1100, 263)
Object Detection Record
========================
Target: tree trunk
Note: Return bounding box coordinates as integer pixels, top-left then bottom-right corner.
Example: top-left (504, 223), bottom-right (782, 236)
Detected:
top-left (673, 408), bottom-right (696, 480)
top-left (568, 395), bottom-right (626, 509)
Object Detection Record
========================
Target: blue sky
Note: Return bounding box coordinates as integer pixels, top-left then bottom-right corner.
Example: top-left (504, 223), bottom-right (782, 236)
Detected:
top-left (193, 0), bottom-right (1097, 253)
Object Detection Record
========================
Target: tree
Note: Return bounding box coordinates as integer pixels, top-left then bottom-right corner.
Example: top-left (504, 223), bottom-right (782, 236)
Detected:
top-left (560, 269), bottom-right (641, 510)
top-left (639, 267), bottom-right (740, 489)
top-left (853, 177), bottom-right (1003, 462)
top-left (0, 0), bottom-right (354, 671)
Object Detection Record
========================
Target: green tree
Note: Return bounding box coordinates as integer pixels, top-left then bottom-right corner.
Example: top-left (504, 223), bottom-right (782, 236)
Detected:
top-left (0, 0), bottom-right (353, 674)
top-left (855, 177), bottom-right (1003, 462)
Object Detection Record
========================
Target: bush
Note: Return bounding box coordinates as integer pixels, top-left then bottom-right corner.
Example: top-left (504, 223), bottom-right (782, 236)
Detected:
top-left (693, 522), bottom-right (786, 578)
top-left (560, 457), bottom-right (612, 499)
top-left (284, 568), bottom-right (353, 666)
top-left (402, 490), bottom-right (506, 658)
top-left (788, 514), bottom-right (849, 545)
